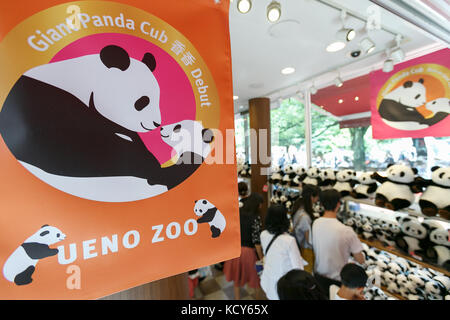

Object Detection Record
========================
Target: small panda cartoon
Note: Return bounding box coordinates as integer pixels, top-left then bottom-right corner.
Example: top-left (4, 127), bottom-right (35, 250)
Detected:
top-left (418, 166), bottom-right (450, 219)
top-left (0, 44), bottom-right (181, 201)
top-left (372, 164), bottom-right (422, 211)
top-left (194, 199), bottom-right (226, 238)
top-left (352, 172), bottom-right (378, 199)
top-left (303, 167), bottom-right (321, 186)
top-left (334, 169), bottom-right (357, 197)
top-left (425, 97), bottom-right (450, 121)
top-left (3, 225), bottom-right (65, 285)
top-left (157, 120), bottom-right (215, 189)
top-left (319, 169), bottom-right (336, 190)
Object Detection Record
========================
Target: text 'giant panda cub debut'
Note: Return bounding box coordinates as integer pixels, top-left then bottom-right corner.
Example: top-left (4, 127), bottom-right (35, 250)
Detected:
top-left (0, 45), bottom-right (209, 201)
top-left (194, 199), bottom-right (226, 238)
top-left (3, 225), bottom-right (65, 285)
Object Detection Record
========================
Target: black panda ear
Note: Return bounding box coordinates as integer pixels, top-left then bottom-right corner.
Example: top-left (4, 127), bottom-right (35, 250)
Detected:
top-left (100, 45), bottom-right (130, 71)
top-left (395, 216), bottom-right (401, 222)
top-left (142, 52), bottom-right (156, 72)
top-left (195, 200), bottom-right (198, 203)
top-left (431, 166), bottom-right (440, 172)
top-left (387, 163), bottom-right (394, 168)
top-left (202, 129), bottom-right (214, 143)
top-left (403, 81), bottom-right (413, 88)
top-left (412, 168), bottom-right (418, 175)
top-left (418, 78), bottom-right (424, 84)
top-left (41, 224), bottom-right (49, 228)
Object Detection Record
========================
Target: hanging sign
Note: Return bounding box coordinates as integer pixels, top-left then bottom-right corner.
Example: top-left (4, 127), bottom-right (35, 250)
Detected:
top-left (370, 48), bottom-right (450, 139)
top-left (0, 0), bottom-right (238, 299)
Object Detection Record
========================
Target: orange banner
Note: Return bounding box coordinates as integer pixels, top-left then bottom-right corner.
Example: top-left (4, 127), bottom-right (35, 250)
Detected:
top-left (0, 0), bottom-right (239, 299)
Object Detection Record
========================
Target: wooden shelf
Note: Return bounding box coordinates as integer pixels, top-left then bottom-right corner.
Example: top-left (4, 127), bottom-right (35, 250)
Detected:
top-left (359, 237), bottom-right (450, 277)
top-left (380, 285), bottom-right (405, 300)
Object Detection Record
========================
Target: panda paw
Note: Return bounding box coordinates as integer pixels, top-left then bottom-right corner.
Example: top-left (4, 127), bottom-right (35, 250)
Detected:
top-left (210, 226), bottom-right (221, 238)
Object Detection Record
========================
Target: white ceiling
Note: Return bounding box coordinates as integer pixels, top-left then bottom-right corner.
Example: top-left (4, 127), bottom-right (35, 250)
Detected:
top-left (229, 0), bottom-right (443, 113)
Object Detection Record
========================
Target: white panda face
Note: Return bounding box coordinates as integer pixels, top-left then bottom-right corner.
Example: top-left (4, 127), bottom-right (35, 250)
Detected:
top-left (431, 166), bottom-right (450, 187)
top-left (284, 165), bottom-right (293, 174)
top-left (429, 228), bottom-right (449, 246)
top-left (358, 172), bottom-right (375, 184)
top-left (385, 79), bottom-right (426, 108)
top-left (307, 167), bottom-right (320, 178)
top-left (160, 120), bottom-right (214, 159)
top-left (386, 164), bottom-right (416, 183)
top-left (28, 225), bottom-right (66, 245)
top-left (294, 166), bottom-right (305, 175)
top-left (194, 199), bottom-right (215, 216)
top-left (93, 45), bottom-right (161, 133)
top-left (336, 170), bottom-right (355, 182)
top-left (320, 169), bottom-right (335, 180)
top-left (425, 97), bottom-right (450, 114)
top-left (398, 217), bottom-right (427, 239)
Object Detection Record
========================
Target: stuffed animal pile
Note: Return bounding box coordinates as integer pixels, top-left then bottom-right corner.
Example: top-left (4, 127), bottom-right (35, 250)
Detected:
top-left (270, 186), bottom-right (300, 212)
top-left (362, 243), bottom-right (450, 300)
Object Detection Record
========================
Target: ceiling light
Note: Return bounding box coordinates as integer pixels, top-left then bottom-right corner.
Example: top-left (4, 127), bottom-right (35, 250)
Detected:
top-left (360, 37), bottom-right (375, 54)
top-left (391, 47), bottom-right (405, 63)
top-left (336, 28), bottom-right (356, 42)
top-left (383, 59), bottom-right (394, 73)
top-left (267, 1), bottom-right (281, 23)
top-left (237, 0), bottom-right (252, 14)
top-left (354, 96), bottom-right (359, 101)
top-left (326, 41), bottom-right (346, 52)
top-left (281, 67), bottom-right (295, 75)
top-left (338, 99), bottom-right (343, 104)
top-left (233, 95), bottom-right (239, 100)
top-left (310, 86), bottom-right (318, 95)
top-left (334, 76), bottom-right (343, 87)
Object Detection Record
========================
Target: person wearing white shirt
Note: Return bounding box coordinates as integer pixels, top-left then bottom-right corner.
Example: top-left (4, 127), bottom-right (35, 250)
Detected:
top-left (312, 189), bottom-right (365, 293)
top-left (260, 205), bottom-right (305, 300)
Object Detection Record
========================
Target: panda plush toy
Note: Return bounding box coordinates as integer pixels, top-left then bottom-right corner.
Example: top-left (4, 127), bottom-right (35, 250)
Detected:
top-left (418, 166), bottom-right (450, 220)
top-left (319, 169), bottom-right (336, 190)
top-left (334, 169), bottom-right (357, 197)
top-left (269, 165), bottom-right (283, 185)
top-left (303, 167), bottom-right (321, 186)
top-left (3, 225), bottom-right (65, 285)
top-left (281, 164), bottom-right (295, 186)
top-left (395, 216), bottom-right (430, 258)
top-left (290, 166), bottom-right (306, 187)
top-left (352, 172), bottom-right (378, 199)
top-left (371, 164), bottom-right (422, 211)
top-left (423, 221), bottom-right (450, 271)
top-left (194, 199), bottom-right (226, 238)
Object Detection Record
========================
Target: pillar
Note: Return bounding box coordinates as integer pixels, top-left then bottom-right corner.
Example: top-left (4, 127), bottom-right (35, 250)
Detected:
top-left (248, 97), bottom-right (271, 218)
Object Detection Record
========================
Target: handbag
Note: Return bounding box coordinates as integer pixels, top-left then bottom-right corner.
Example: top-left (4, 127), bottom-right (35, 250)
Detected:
top-left (255, 233), bottom-right (281, 276)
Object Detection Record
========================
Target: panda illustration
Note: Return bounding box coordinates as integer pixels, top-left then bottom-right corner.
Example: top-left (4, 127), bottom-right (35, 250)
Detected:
top-left (395, 216), bottom-right (430, 258)
top-left (157, 120), bottom-right (214, 189)
top-left (303, 167), bottom-right (321, 186)
top-left (419, 166), bottom-right (450, 219)
top-left (3, 225), bottom-right (65, 285)
top-left (319, 169), bottom-right (336, 190)
top-left (352, 172), bottom-right (378, 199)
top-left (378, 79), bottom-right (445, 130)
top-left (371, 164), bottom-right (422, 211)
top-left (0, 44), bottom-right (195, 201)
top-left (334, 169), bottom-right (357, 197)
top-left (425, 97), bottom-right (450, 121)
top-left (194, 199), bottom-right (226, 238)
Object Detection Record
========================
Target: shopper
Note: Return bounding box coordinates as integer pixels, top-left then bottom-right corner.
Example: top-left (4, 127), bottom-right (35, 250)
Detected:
top-left (312, 189), bottom-right (365, 294)
top-left (277, 269), bottom-right (328, 300)
top-left (291, 184), bottom-right (320, 273)
top-left (330, 263), bottom-right (368, 300)
top-left (260, 204), bottom-right (304, 300)
top-left (223, 192), bottom-right (264, 300)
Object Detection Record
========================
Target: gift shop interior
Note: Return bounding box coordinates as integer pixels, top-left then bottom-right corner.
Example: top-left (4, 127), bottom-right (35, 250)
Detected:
top-left (105, 0), bottom-right (450, 301)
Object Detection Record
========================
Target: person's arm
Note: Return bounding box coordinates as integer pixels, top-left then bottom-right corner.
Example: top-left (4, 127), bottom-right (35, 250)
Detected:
top-left (288, 237), bottom-right (304, 270)
top-left (255, 244), bottom-right (263, 261)
top-left (252, 216), bottom-right (263, 260)
top-left (348, 228), bottom-right (365, 266)
top-left (352, 251), bottom-right (365, 265)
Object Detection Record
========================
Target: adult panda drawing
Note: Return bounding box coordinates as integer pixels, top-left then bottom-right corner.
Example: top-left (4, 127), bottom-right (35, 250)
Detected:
top-left (378, 79), bottom-right (449, 130)
top-left (0, 45), bottom-right (209, 201)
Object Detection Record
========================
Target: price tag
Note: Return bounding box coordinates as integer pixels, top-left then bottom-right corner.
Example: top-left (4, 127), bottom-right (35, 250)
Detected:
top-left (262, 184), bottom-right (268, 192)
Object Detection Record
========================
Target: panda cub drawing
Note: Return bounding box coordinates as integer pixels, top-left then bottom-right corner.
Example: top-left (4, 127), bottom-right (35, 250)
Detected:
top-left (194, 199), bottom-right (226, 238)
top-left (378, 79), bottom-right (448, 130)
top-left (3, 225), bottom-right (65, 285)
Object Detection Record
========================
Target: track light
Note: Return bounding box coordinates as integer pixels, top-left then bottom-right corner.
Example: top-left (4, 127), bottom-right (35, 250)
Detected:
top-left (391, 47), bottom-right (405, 63)
top-left (267, 1), bottom-right (281, 23)
top-left (334, 76), bottom-right (343, 87)
top-left (360, 37), bottom-right (375, 54)
top-left (383, 59), bottom-right (394, 73)
top-left (310, 85), bottom-right (318, 95)
top-left (237, 0), bottom-right (252, 14)
top-left (336, 28), bottom-right (356, 42)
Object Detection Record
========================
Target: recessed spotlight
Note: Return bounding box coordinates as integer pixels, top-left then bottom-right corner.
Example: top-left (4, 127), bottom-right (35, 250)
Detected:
top-left (237, 0), bottom-right (252, 14)
top-left (281, 67), bottom-right (295, 75)
top-left (350, 50), bottom-right (361, 58)
top-left (354, 96), bottom-right (359, 101)
top-left (233, 95), bottom-right (239, 100)
top-left (338, 99), bottom-right (343, 104)
top-left (334, 76), bottom-right (343, 87)
top-left (267, 1), bottom-right (281, 23)
top-left (326, 41), bottom-right (346, 52)
top-left (360, 37), bottom-right (375, 54)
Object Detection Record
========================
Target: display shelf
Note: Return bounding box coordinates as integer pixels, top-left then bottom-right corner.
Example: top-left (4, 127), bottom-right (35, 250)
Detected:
top-left (359, 237), bottom-right (450, 277)
top-left (380, 285), bottom-right (405, 300)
